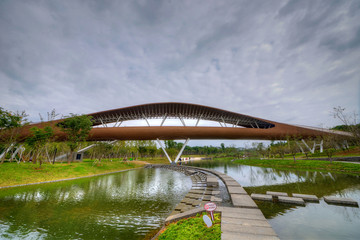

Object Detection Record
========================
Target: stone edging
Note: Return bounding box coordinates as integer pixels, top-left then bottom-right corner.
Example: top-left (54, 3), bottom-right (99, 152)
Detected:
top-left (0, 167), bottom-right (143, 190)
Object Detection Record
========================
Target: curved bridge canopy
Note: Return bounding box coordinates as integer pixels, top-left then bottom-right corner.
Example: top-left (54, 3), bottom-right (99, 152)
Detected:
top-left (89, 102), bottom-right (275, 129)
top-left (13, 102), bottom-right (350, 141)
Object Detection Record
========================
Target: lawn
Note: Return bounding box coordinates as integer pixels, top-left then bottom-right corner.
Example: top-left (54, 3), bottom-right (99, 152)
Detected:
top-left (156, 212), bottom-right (221, 240)
top-left (0, 159), bottom-right (147, 187)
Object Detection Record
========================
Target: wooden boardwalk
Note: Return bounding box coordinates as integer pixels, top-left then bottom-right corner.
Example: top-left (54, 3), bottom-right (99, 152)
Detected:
top-left (147, 165), bottom-right (280, 239)
top-left (185, 166), bottom-right (279, 240)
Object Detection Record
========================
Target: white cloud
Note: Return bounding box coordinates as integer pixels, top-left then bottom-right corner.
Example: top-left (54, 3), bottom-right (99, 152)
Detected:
top-left (0, 0), bottom-right (359, 146)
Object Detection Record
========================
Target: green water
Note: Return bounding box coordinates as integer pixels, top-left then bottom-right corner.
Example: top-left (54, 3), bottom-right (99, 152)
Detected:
top-left (0, 168), bottom-right (191, 240)
top-left (189, 159), bottom-right (360, 240)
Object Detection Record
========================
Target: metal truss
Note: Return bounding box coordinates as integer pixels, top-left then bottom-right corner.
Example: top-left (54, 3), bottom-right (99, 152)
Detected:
top-left (88, 102), bottom-right (275, 129)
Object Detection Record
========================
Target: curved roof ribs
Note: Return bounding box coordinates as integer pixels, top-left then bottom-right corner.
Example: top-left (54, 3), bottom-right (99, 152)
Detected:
top-left (89, 102), bottom-right (275, 129)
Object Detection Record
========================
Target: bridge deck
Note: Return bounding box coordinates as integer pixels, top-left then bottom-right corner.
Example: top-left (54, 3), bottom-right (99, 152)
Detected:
top-left (190, 167), bottom-right (279, 239)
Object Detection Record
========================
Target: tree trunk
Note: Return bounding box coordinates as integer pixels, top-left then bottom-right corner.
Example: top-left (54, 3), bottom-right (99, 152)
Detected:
top-left (38, 153), bottom-right (42, 167)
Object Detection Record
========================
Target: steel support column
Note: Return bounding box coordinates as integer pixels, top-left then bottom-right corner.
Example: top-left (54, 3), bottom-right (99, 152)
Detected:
top-left (0, 143), bottom-right (15, 160)
top-left (156, 138), bottom-right (173, 164)
top-left (11, 144), bottom-right (24, 162)
top-left (301, 139), bottom-right (314, 153)
top-left (156, 138), bottom-right (190, 164)
top-left (174, 138), bottom-right (190, 163)
top-left (296, 141), bottom-right (305, 154)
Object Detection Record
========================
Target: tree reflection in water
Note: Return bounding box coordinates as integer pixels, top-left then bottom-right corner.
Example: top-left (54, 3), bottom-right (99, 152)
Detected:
top-left (0, 168), bottom-right (192, 240)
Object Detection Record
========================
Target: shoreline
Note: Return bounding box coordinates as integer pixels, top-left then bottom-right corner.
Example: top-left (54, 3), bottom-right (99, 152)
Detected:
top-left (232, 158), bottom-right (360, 175)
top-left (0, 166), bottom-right (145, 190)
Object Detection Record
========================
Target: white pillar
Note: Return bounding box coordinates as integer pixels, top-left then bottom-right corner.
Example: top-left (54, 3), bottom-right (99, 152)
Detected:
top-left (0, 143), bottom-right (15, 160)
top-left (301, 139), bottom-right (314, 153)
top-left (11, 144), bottom-right (23, 161)
top-left (320, 140), bottom-right (323, 153)
top-left (174, 138), bottom-right (190, 163)
top-left (156, 138), bottom-right (173, 164)
top-left (296, 141), bottom-right (305, 154)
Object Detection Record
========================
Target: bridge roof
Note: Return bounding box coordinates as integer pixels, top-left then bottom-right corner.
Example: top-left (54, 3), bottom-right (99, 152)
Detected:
top-left (88, 102), bottom-right (275, 129)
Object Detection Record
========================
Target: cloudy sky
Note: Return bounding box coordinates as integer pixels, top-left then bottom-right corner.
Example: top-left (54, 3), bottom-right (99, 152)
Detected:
top-left (0, 0), bottom-right (359, 146)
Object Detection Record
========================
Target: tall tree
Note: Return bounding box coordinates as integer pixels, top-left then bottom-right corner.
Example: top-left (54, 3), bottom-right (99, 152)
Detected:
top-left (288, 140), bottom-right (300, 163)
top-left (57, 114), bottom-right (93, 163)
top-left (165, 140), bottom-right (177, 149)
top-left (323, 134), bottom-right (338, 163)
top-left (0, 107), bottom-right (27, 163)
top-left (25, 126), bottom-right (54, 166)
top-left (220, 143), bottom-right (225, 152)
top-left (332, 106), bottom-right (359, 146)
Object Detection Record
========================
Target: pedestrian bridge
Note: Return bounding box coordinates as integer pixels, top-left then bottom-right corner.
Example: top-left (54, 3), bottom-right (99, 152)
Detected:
top-left (4, 102), bottom-right (351, 164)
top-left (43, 102), bottom-right (347, 141)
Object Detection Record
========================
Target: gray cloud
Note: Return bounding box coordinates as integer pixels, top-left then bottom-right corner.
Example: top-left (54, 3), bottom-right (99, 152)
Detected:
top-left (0, 0), bottom-right (359, 146)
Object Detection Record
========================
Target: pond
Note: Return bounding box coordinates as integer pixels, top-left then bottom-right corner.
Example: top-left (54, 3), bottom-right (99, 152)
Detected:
top-left (0, 168), bottom-right (192, 240)
top-left (188, 159), bottom-right (360, 240)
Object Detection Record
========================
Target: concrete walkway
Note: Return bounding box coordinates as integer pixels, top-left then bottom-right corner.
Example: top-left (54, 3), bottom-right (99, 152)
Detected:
top-left (149, 165), bottom-right (279, 239)
top-left (190, 167), bottom-right (279, 240)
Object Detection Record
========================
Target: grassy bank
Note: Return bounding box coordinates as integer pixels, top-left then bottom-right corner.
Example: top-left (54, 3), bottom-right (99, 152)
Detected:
top-left (0, 156), bottom-right (175, 188)
top-left (156, 212), bottom-right (221, 240)
top-left (0, 159), bottom-right (151, 188)
top-left (233, 158), bottom-right (360, 175)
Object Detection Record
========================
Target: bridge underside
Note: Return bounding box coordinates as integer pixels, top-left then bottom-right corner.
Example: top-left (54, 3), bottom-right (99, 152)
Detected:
top-left (81, 125), bottom-right (330, 141)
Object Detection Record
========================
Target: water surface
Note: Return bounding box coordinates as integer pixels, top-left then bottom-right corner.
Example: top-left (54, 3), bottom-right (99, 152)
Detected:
top-left (0, 168), bottom-right (191, 240)
top-left (189, 159), bottom-right (360, 239)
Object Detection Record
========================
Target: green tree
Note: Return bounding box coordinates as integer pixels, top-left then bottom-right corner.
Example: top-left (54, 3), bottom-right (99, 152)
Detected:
top-left (137, 146), bottom-right (148, 158)
top-left (323, 134), bottom-right (338, 163)
top-left (0, 107), bottom-right (27, 163)
top-left (92, 142), bottom-right (113, 164)
top-left (0, 107), bottom-right (22, 129)
top-left (270, 141), bottom-right (286, 159)
top-left (254, 142), bottom-right (267, 158)
top-left (220, 143), bottom-right (225, 152)
top-left (288, 140), bottom-right (300, 163)
top-left (165, 140), bottom-right (177, 149)
top-left (148, 146), bottom-right (157, 159)
top-left (167, 148), bottom-right (177, 160)
top-left (57, 114), bottom-right (93, 163)
top-left (25, 126), bottom-right (54, 166)
top-left (332, 106), bottom-right (360, 146)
